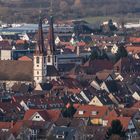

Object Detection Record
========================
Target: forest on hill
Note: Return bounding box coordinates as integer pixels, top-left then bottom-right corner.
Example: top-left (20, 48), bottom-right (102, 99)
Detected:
top-left (0, 0), bottom-right (140, 23)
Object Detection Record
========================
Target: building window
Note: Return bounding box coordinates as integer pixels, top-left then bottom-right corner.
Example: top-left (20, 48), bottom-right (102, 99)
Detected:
top-left (44, 57), bottom-right (46, 64)
top-left (55, 55), bottom-right (57, 62)
top-left (36, 57), bottom-right (39, 63)
top-left (37, 71), bottom-right (39, 75)
top-left (48, 56), bottom-right (50, 63)
top-left (36, 115), bottom-right (40, 118)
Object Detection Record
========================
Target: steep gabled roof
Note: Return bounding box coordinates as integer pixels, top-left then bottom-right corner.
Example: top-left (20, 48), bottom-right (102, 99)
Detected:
top-left (74, 105), bottom-right (108, 118)
top-left (23, 109), bottom-right (61, 122)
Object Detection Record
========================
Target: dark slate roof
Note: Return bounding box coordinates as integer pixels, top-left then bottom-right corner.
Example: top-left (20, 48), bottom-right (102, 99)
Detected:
top-left (58, 63), bottom-right (75, 72)
top-left (84, 59), bottom-right (114, 75)
top-left (40, 83), bottom-right (53, 91)
top-left (128, 83), bottom-right (140, 95)
top-left (0, 60), bottom-right (33, 81)
top-left (51, 126), bottom-right (77, 140)
top-left (47, 65), bottom-right (59, 76)
top-left (58, 35), bottom-right (72, 42)
top-left (83, 126), bottom-right (107, 140)
top-left (105, 80), bottom-right (118, 93)
top-left (96, 92), bottom-right (114, 105)
top-left (11, 83), bottom-right (29, 93)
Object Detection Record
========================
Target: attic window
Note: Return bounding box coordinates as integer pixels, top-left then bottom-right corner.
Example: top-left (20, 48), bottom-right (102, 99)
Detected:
top-left (92, 111), bottom-right (98, 115)
top-left (79, 110), bottom-right (84, 115)
top-left (36, 115), bottom-right (40, 118)
top-left (56, 135), bottom-right (65, 139)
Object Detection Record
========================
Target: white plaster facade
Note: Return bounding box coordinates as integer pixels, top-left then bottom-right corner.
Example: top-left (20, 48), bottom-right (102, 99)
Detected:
top-left (33, 55), bottom-right (47, 84)
top-left (1, 50), bottom-right (12, 60)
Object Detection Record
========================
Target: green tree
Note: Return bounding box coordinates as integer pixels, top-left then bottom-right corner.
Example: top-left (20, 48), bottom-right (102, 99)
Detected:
top-left (62, 103), bottom-right (77, 118)
top-left (105, 120), bottom-right (126, 140)
top-left (115, 45), bottom-right (128, 62)
top-left (100, 49), bottom-right (109, 60)
top-left (90, 49), bottom-right (99, 60)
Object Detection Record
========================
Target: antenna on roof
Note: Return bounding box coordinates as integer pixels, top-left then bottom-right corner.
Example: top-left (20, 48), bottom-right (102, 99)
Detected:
top-left (38, 4), bottom-right (42, 21)
top-left (50, 0), bottom-right (53, 16)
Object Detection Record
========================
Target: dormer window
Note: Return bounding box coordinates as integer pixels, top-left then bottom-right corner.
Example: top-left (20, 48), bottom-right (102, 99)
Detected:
top-left (92, 111), bottom-right (98, 115)
top-left (79, 110), bottom-right (84, 115)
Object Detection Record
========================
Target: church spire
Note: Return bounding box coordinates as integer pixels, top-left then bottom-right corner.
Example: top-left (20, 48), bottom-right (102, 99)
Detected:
top-left (47, 16), bottom-right (55, 55)
top-left (35, 17), bottom-right (45, 55)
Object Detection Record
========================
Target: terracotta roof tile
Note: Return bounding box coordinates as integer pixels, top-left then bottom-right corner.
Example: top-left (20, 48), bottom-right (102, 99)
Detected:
top-left (104, 116), bottom-right (131, 130)
top-left (23, 109), bottom-right (61, 122)
top-left (74, 105), bottom-right (108, 118)
top-left (0, 122), bottom-right (13, 129)
top-left (18, 56), bottom-right (32, 61)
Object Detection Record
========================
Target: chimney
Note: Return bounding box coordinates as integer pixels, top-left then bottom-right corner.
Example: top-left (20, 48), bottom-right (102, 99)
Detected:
top-left (76, 45), bottom-right (80, 56)
top-left (11, 120), bottom-right (14, 128)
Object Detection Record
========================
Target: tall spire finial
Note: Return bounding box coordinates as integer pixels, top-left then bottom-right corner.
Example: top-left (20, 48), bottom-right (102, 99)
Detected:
top-left (50, 0), bottom-right (53, 16)
top-left (35, 12), bottom-right (45, 55)
top-left (46, 0), bottom-right (55, 55)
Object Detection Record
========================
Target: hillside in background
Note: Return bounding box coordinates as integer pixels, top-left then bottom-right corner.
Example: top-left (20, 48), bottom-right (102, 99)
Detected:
top-left (0, 0), bottom-right (140, 23)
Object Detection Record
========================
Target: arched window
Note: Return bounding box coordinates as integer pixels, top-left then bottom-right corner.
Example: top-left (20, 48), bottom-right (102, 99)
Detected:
top-left (36, 57), bottom-right (39, 63)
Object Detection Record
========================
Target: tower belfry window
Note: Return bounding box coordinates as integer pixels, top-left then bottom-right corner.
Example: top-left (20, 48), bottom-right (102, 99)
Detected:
top-left (36, 57), bottom-right (39, 63)
top-left (48, 56), bottom-right (51, 63)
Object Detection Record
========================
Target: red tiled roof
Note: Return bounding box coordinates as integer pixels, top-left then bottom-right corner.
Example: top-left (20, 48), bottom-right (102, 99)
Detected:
top-left (11, 121), bottom-right (23, 136)
top-left (104, 116), bottom-right (131, 130)
top-left (126, 46), bottom-right (140, 54)
top-left (0, 122), bottom-right (13, 130)
top-left (74, 105), bottom-right (109, 118)
top-left (23, 109), bottom-right (61, 122)
top-left (129, 37), bottom-right (140, 43)
top-left (16, 40), bottom-right (26, 44)
top-left (23, 109), bottom-right (40, 120)
top-left (47, 110), bottom-right (61, 122)
top-left (66, 45), bottom-right (75, 51)
top-left (18, 56), bottom-right (32, 61)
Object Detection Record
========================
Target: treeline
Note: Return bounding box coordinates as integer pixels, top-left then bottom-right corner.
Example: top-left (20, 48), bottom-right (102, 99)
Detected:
top-left (1, 0), bottom-right (140, 23)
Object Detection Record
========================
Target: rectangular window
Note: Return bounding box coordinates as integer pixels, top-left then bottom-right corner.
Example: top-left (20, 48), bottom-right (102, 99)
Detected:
top-left (36, 116), bottom-right (39, 118)
top-left (37, 71), bottom-right (39, 75)
top-left (55, 56), bottom-right (57, 62)
top-left (48, 56), bottom-right (51, 63)
top-left (36, 57), bottom-right (39, 63)
top-left (44, 57), bottom-right (46, 63)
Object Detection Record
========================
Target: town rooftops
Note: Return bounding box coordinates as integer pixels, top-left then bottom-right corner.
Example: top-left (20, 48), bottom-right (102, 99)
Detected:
top-left (0, 60), bottom-right (33, 81)
top-left (74, 105), bottom-right (108, 118)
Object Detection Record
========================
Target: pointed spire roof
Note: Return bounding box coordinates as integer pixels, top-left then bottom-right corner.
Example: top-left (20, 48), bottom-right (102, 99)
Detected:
top-left (35, 18), bottom-right (45, 55)
top-left (47, 16), bottom-right (55, 55)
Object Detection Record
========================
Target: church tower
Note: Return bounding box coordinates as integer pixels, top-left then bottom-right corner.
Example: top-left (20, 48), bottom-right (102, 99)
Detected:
top-left (46, 16), bottom-right (58, 69)
top-left (33, 18), bottom-right (47, 84)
